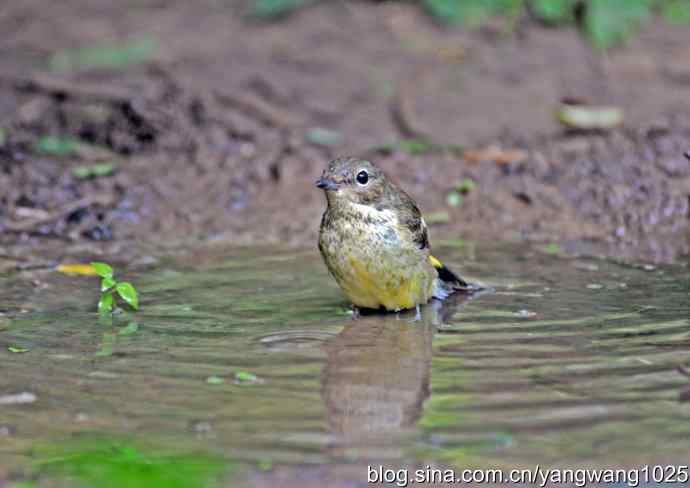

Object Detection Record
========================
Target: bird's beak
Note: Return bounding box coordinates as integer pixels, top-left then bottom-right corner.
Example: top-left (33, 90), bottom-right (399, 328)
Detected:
top-left (315, 176), bottom-right (339, 191)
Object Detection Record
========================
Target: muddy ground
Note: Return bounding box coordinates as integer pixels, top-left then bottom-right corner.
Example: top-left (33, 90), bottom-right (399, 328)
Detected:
top-left (1, 0), bottom-right (690, 264)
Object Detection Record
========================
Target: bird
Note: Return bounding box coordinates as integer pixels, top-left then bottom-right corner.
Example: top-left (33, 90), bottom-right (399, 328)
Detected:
top-left (316, 157), bottom-right (473, 314)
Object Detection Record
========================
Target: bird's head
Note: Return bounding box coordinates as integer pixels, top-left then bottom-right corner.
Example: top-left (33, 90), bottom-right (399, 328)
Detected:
top-left (315, 157), bottom-right (388, 208)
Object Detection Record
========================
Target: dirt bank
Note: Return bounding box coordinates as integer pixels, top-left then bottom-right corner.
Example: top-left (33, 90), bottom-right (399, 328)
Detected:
top-left (1, 1), bottom-right (690, 263)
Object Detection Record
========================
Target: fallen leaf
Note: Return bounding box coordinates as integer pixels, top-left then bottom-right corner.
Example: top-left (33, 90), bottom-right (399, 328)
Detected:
top-left (56, 263), bottom-right (98, 275)
top-left (555, 101), bottom-right (623, 130)
top-left (463, 146), bottom-right (528, 164)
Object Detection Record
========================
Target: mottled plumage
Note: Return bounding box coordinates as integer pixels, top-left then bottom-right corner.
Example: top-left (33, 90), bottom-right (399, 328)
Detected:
top-left (317, 157), bottom-right (470, 312)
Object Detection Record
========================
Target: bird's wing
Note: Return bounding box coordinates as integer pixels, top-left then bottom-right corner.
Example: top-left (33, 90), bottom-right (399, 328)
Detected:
top-left (395, 191), bottom-right (430, 251)
top-left (396, 190), bottom-right (470, 290)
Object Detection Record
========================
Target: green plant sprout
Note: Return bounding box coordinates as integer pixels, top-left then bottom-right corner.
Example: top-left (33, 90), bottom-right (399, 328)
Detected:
top-left (91, 262), bottom-right (139, 315)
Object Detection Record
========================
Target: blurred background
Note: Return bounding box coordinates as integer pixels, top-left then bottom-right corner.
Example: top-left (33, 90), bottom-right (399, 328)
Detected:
top-left (1, 0), bottom-right (690, 262)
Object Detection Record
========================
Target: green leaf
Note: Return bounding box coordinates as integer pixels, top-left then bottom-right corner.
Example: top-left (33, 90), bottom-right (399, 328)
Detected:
top-left (662, 0), bottom-right (690, 23)
top-left (50, 38), bottom-right (157, 72)
top-left (544, 242), bottom-right (561, 254)
top-left (455, 177), bottom-right (476, 193)
top-left (234, 371), bottom-right (259, 383)
top-left (422, 0), bottom-right (523, 26)
top-left (34, 438), bottom-right (227, 488)
top-left (206, 375), bottom-right (225, 385)
top-left (8, 345), bottom-right (30, 353)
top-left (101, 276), bottom-right (116, 292)
top-left (98, 292), bottom-right (114, 315)
top-left (116, 282), bottom-right (139, 310)
top-left (529, 0), bottom-right (576, 24)
top-left (252, 0), bottom-right (309, 19)
top-left (584, 0), bottom-right (651, 50)
top-left (399, 138), bottom-right (438, 155)
top-left (72, 162), bottom-right (117, 179)
top-left (9, 482), bottom-right (38, 488)
top-left (34, 136), bottom-right (78, 156)
top-left (446, 191), bottom-right (463, 207)
top-left (91, 262), bottom-right (114, 279)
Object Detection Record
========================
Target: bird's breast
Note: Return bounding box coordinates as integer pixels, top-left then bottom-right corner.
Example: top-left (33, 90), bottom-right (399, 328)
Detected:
top-left (318, 203), bottom-right (434, 310)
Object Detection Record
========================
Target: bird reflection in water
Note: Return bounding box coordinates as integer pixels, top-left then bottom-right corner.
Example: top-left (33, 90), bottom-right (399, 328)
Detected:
top-left (322, 292), bottom-right (477, 462)
top-left (243, 293), bottom-right (482, 488)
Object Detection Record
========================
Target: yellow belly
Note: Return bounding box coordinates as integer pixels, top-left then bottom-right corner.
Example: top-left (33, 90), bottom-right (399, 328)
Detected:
top-left (337, 256), bottom-right (433, 311)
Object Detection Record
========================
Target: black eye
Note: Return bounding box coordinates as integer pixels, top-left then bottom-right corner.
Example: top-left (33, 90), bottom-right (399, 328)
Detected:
top-left (356, 170), bottom-right (369, 186)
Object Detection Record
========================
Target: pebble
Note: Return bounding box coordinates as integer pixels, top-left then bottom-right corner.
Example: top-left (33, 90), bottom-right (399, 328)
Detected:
top-left (0, 392), bottom-right (37, 406)
top-left (515, 309), bottom-right (536, 318)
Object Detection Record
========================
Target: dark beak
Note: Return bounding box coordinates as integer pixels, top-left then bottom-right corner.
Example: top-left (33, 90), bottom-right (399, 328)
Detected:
top-left (315, 176), bottom-right (339, 191)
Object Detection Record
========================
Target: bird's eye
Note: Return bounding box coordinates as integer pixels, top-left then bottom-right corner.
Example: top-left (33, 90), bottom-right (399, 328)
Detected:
top-left (356, 170), bottom-right (369, 186)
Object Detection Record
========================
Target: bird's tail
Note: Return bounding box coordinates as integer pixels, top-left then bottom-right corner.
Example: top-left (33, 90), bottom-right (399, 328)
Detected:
top-left (429, 255), bottom-right (475, 299)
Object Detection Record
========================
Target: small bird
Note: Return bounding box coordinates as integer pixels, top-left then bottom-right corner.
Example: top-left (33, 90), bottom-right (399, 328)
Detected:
top-left (317, 157), bottom-right (472, 313)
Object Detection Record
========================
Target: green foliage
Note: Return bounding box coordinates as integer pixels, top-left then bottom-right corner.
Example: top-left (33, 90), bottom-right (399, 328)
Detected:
top-left (584, 0), bottom-right (652, 50)
top-left (50, 38), bottom-right (157, 72)
top-left (35, 438), bottom-right (227, 488)
top-left (446, 191), bottom-right (462, 207)
top-left (34, 136), bottom-right (79, 156)
top-left (8, 345), bottom-right (30, 353)
top-left (92, 262), bottom-right (114, 279)
top-left (446, 177), bottom-right (476, 207)
top-left (234, 370), bottom-right (262, 384)
top-left (544, 242), bottom-right (561, 254)
top-left (455, 177), bottom-right (476, 194)
top-left (661, 0), bottom-right (690, 22)
top-left (422, 0), bottom-right (523, 26)
top-left (206, 375), bottom-right (225, 385)
top-left (92, 262), bottom-right (140, 315)
top-left (373, 138), bottom-right (447, 155)
top-left (98, 292), bottom-right (114, 315)
top-left (252, 0), bottom-right (310, 18)
top-left (249, 0), bottom-right (690, 50)
top-left (116, 282), bottom-right (139, 310)
top-left (530, 0), bottom-right (577, 24)
top-left (72, 162), bottom-right (118, 179)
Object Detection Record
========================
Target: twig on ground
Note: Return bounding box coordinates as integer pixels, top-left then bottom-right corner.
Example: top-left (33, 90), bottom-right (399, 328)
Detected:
top-left (390, 69), bottom-right (433, 141)
top-left (0, 74), bottom-right (132, 105)
top-left (4, 195), bottom-right (114, 233)
top-left (214, 90), bottom-right (301, 129)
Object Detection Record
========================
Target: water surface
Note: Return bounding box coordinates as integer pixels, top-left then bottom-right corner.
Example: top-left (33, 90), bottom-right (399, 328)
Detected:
top-left (1, 243), bottom-right (689, 487)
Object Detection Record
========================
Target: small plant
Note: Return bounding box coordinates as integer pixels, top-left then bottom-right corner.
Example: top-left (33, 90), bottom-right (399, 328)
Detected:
top-left (91, 262), bottom-right (139, 315)
top-left (251, 0), bottom-right (690, 51)
top-left (50, 38), bottom-right (157, 72)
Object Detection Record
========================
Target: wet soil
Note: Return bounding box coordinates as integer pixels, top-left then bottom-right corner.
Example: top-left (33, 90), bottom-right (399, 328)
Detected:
top-left (2, 1), bottom-right (690, 263)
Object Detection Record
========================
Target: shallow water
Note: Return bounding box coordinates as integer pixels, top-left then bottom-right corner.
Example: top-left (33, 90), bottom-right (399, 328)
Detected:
top-left (1, 243), bottom-right (689, 487)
